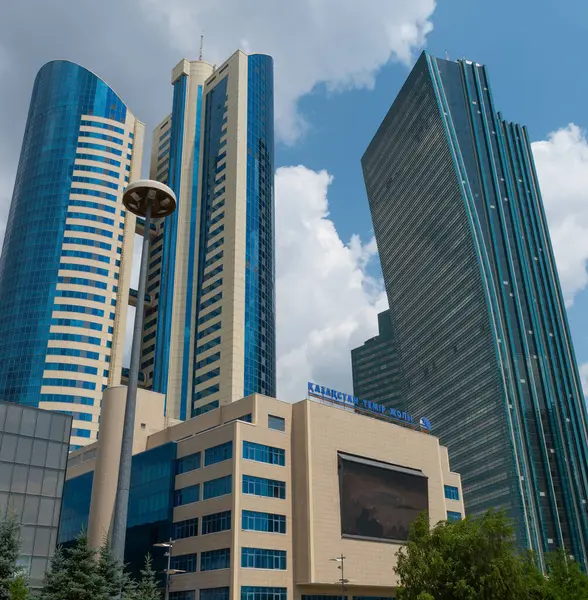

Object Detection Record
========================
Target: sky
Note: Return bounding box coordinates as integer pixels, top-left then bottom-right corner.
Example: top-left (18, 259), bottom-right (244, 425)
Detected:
top-left (0, 0), bottom-right (587, 402)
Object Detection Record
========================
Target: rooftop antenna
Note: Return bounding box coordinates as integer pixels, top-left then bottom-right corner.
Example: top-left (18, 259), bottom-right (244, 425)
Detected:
top-left (199, 34), bottom-right (204, 61)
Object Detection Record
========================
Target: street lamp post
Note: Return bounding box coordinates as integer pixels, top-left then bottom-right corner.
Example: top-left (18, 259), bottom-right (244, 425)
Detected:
top-left (110, 180), bottom-right (176, 573)
top-left (330, 555), bottom-right (349, 598)
top-left (154, 539), bottom-right (185, 600)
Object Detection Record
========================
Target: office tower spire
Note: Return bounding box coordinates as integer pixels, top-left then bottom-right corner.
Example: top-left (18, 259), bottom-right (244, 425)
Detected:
top-left (142, 50), bottom-right (276, 420)
top-left (0, 61), bottom-right (143, 449)
top-left (362, 51), bottom-right (588, 567)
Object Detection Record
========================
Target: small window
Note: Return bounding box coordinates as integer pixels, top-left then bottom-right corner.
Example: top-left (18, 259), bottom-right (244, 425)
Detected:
top-left (444, 485), bottom-right (460, 501)
top-left (447, 511), bottom-right (462, 522)
top-left (268, 415), bottom-right (285, 432)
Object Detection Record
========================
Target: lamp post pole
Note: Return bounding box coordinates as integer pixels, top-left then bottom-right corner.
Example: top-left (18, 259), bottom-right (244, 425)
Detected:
top-left (330, 555), bottom-right (349, 598)
top-left (110, 181), bottom-right (177, 577)
top-left (154, 539), bottom-right (185, 600)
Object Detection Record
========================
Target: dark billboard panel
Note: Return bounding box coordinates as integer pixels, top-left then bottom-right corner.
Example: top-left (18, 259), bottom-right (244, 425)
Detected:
top-left (338, 452), bottom-right (428, 542)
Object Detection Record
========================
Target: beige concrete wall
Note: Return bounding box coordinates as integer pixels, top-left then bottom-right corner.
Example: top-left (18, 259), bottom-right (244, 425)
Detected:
top-left (86, 386), bottom-right (166, 547)
top-left (68, 392), bottom-right (463, 600)
top-left (292, 399), bottom-right (463, 592)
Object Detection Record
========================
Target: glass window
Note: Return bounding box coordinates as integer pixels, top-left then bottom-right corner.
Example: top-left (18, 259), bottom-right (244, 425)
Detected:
top-left (22, 495), bottom-right (40, 524)
top-left (200, 548), bottom-right (230, 571)
top-left (5, 405), bottom-right (23, 434)
top-left (20, 525), bottom-right (35, 554)
top-left (204, 441), bottom-right (232, 466)
top-left (242, 511), bottom-right (286, 534)
top-left (0, 403), bottom-right (6, 429)
top-left (174, 484), bottom-right (200, 507)
top-left (170, 593), bottom-right (195, 600)
top-left (267, 415), bottom-right (285, 432)
top-left (171, 553), bottom-right (197, 573)
top-left (176, 452), bottom-right (201, 475)
top-left (20, 409), bottom-right (37, 437)
top-left (11, 465), bottom-right (29, 494)
top-left (0, 462), bottom-right (13, 492)
top-left (49, 414), bottom-right (68, 442)
top-left (200, 588), bottom-right (229, 600)
top-left (38, 498), bottom-right (55, 527)
top-left (173, 518), bottom-right (198, 540)
top-left (242, 475), bottom-right (286, 499)
top-left (15, 437), bottom-right (33, 464)
top-left (241, 587), bottom-right (287, 600)
top-left (243, 441), bottom-right (285, 466)
top-left (41, 469), bottom-right (58, 497)
top-left (8, 493), bottom-right (24, 517)
top-left (34, 413), bottom-right (52, 439)
top-left (444, 485), bottom-right (460, 501)
top-left (33, 526), bottom-right (52, 555)
top-left (0, 434), bottom-right (17, 461)
top-left (447, 511), bottom-right (462, 522)
top-left (203, 475), bottom-right (232, 500)
top-left (26, 466), bottom-right (44, 495)
top-left (241, 548), bottom-right (286, 570)
top-left (46, 442), bottom-right (63, 469)
top-left (202, 510), bottom-right (231, 534)
top-left (31, 439), bottom-right (48, 467)
top-left (30, 557), bottom-right (48, 582)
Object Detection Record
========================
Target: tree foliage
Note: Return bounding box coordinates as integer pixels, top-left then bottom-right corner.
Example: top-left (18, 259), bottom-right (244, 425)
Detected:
top-left (396, 511), bottom-right (545, 600)
top-left (39, 533), bottom-right (161, 600)
top-left (8, 576), bottom-right (29, 600)
top-left (128, 554), bottom-right (161, 600)
top-left (0, 511), bottom-right (25, 600)
top-left (544, 548), bottom-right (588, 600)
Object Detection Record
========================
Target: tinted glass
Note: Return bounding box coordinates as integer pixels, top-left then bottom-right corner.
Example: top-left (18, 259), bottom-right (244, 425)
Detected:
top-left (20, 409), bottom-right (37, 436)
top-left (31, 439), bottom-right (48, 467)
top-left (11, 464), bottom-right (29, 494)
top-left (5, 405), bottom-right (22, 433)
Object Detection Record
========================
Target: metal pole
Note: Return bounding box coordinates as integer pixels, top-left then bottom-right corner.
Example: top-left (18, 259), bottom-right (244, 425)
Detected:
top-left (165, 538), bottom-right (172, 600)
top-left (110, 199), bottom-right (153, 569)
top-left (340, 554), bottom-right (345, 597)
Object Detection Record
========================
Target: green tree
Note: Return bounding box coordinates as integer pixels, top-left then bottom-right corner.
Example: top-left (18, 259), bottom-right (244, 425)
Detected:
top-left (0, 511), bottom-right (22, 600)
top-left (97, 537), bottom-right (123, 598)
top-left (39, 533), bottom-right (108, 600)
top-left (395, 510), bottom-right (549, 600)
top-left (129, 554), bottom-right (160, 600)
top-left (544, 548), bottom-right (588, 600)
top-left (8, 576), bottom-right (29, 600)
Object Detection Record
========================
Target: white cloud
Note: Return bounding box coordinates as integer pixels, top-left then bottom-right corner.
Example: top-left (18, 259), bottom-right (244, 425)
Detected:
top-left (275, 165), bottom-right (387, 401)
top-left (532, 124), bottom-right (588, 307)
top-left (581, 363), bottom-right (588, 397)
top-left (138, 0), bottom-right (436, 143)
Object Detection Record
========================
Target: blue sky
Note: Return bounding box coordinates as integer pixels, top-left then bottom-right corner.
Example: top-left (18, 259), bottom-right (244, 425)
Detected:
top-left (275, 0), bottom-right (588, 396)
top-left (0, 0), bottom-right (586, 400)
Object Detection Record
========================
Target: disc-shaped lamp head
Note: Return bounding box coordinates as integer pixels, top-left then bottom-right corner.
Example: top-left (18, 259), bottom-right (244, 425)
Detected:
top-left (122, 179), bottom-right (177, 218)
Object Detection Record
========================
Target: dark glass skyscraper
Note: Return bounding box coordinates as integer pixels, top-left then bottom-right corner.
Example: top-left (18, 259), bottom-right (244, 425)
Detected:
top-left (362, 51), bottom-right (588, 567)
top-left (351, 310), bottom-right (401, 406)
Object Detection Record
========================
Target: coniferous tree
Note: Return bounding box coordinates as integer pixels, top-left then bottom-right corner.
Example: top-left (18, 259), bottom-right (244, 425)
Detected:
top-left (39, 533), bottom-right (108, 600)
top-left (8, 576), bottom-right (29, 600)
top-left (0, 511), bottom-right (21, 600)
top-left (39, 548), bottom-right (69, 600)
top-left (97, 537), bottom-right (123, 599)
top-left (130, 554), bottom-right (161, 600)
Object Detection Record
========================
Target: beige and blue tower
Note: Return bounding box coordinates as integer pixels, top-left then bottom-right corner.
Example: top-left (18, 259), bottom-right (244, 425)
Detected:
top-left (141, 50), bottom-right (276, 420)
top-left (0, 61), bottom-right (144, 449)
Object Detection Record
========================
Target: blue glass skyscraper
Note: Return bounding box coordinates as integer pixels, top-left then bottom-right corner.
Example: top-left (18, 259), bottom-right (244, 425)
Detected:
top-left (0, 61), bottom-right (144, 448)
top-left (362, 52), bottom-right (588, 567)
top-left (139, 51), bottom-right (276, 420)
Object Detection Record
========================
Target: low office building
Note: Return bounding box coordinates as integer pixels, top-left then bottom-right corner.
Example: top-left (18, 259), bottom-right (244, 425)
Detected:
top-left (0, 401), bottom-right (72, 586)
top-left (60, 387), bottom-right (463, 599)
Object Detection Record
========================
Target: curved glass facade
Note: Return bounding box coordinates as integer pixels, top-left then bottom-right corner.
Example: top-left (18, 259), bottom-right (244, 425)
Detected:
top-left (0, 61), bottom-right (139, 447)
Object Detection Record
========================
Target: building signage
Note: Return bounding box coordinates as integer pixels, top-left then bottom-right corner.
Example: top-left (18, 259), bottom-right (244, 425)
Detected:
top-left (307, 381), bottom-right (431, 431)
